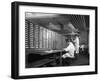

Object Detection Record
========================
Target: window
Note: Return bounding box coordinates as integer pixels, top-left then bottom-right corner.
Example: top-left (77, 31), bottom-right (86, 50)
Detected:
top-left (25, 20), bottom-right (66, 49)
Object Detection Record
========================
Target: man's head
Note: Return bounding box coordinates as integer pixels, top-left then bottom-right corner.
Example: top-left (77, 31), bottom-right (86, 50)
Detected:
top-left (65, 39), bottom-right (72, 45)
top-left (65, 39), bottom-right (69, 42)
top-left (75, 34), bottom-right (80, 37)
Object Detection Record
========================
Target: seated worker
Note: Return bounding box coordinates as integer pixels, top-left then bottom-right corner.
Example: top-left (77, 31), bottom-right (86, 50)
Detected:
top-left (61, 39), bottom-right (75, 66)
top-left (62, 39), bottom-right (75, 59)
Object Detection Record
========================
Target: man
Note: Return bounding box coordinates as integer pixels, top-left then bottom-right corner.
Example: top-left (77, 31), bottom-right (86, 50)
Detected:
top-left (62, 39), bottom-right (75, 59)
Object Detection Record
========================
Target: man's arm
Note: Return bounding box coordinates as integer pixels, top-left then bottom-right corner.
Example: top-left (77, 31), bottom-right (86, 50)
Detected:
top-left (63, 45), bottom-right (70, 51)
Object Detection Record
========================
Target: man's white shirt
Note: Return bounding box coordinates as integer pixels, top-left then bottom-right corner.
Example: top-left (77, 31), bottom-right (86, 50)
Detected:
top-left (62, 42), bottom-right (75, 58)
top-left (74, 37), bottom-right (80, 54)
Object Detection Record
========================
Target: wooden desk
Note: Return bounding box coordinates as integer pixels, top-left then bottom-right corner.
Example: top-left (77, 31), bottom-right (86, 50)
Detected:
top-left (26, 49), bottom-right (62, 55)
top-left (26, 49), bottom-right (63, 67)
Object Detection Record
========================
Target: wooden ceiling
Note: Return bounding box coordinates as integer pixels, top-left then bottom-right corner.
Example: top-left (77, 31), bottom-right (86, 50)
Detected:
top-left (26, 13), bottom-right (89, 35)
